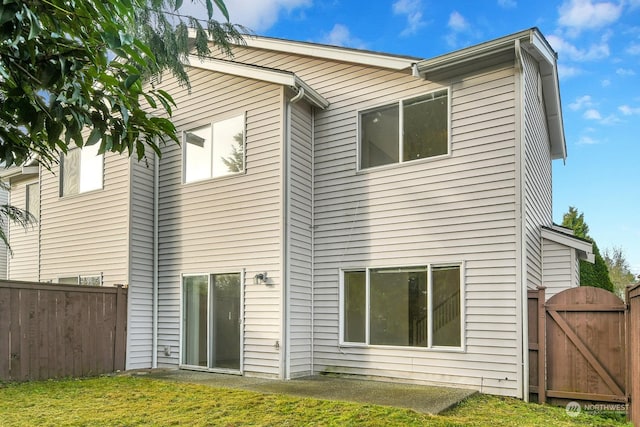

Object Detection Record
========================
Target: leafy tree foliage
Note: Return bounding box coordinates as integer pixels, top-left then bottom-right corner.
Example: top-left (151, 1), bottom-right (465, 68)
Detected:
top-left (0, 0), bottom-right (245, 169)
top-left (603, 246), bottom-right (636, 298)
top-left (561, 206), bottom-right (614, 292)
top-left (0, 0), bottom-right (245, 247)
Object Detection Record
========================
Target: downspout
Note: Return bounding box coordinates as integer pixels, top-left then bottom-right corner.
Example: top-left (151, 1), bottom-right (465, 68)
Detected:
top-left (310, 108), bottom-right (315, 376)
top-left (282, 86), bottom-right (305, 379)
top-left (280, 90), bottom-right (291, 380)
top-left (514, 38), bottom-right (530, 401)
top-left (152, 151), bottom-right (159, 368)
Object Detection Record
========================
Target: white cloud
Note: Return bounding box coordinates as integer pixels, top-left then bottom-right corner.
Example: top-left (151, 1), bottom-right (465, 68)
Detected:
top-left (627, 43), bottom-right (640, 55)
top-left (616, 68), bottom-right (637, 76)
top-left (557, 0), bottom-right (623, 33)
top-left (497, 0), bottom-right (517, 8)
top-left (319, 24), bottom-right (366, 49)
top-left (182, 0), bottom-right (312, 32)
top-left (619, 105), bottom-right (640, 115)
top-left (448, 11), bottom-right (469, 32)
top-left (569, 95), bottom-right (594, 110)
top-left (601, 79), bottom-right (611, 87)
top-left (584, 108), bottom-right (602, 120)
top-left (547, 34), bottom-right (610, 61)
top-left (577, 135), bottom-right (599, 145)
top-left (393, 0), bottom-right (427, 36)
top-left (557, 64), bottom-right (582, 78)
top-left (599, 114), bottom-right (622, 125)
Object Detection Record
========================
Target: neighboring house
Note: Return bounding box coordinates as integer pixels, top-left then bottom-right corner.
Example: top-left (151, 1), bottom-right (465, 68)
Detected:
top-left (0, 27), bottom-right (594, 399)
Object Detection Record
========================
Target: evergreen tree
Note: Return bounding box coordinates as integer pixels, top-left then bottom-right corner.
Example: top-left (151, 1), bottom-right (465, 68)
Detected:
top-left (561, 206), bottom-right (614, 292)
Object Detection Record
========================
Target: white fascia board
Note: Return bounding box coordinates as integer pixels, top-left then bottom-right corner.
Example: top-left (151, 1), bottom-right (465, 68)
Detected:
top-left (541, 227), bottom-right (594, 263)
top-left (243, 36), bottom-right (416, 71)
top-left (525, 31), bottom-right (567, 161)
top-left (186, 55), bottom-right (296, 86)
top-left (185, 55), bottom-right (329, 109)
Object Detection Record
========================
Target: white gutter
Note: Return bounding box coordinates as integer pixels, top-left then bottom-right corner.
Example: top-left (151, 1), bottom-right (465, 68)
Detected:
top-left (152, 151), bottom-right (159, 368)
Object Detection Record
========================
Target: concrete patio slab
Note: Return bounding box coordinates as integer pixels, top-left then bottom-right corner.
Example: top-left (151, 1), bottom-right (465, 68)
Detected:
top-left (134, 369), bottom-right (476, 415)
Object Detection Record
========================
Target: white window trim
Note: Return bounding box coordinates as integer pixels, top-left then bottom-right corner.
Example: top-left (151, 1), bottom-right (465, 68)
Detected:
top-left (179, 270), bottom-right (245, 375)
top-left (182, 112), bottom-right (247, 185)
top-left (339, 262), bottom-right (465, 352)
top-left (356, 87), bottom-right (452, 173)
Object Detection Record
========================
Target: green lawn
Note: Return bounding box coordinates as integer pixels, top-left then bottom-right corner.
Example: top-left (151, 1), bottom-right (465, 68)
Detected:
top-left (0, 376), bottom-right (631, 426)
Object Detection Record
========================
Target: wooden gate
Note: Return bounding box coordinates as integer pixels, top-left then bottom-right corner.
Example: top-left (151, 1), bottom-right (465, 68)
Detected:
top-left (529, 286), bottom-right (628, 405)
top-left (627, 284), bottom-right (640, 425)
top-left (545, 286), bottom-right (627, 403)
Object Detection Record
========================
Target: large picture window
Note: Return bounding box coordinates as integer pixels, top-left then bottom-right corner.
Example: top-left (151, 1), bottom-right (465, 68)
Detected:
top-left (341, 264), bottom-right (462, 348)
top-left (184, 114), bottom-right (245, 183)
top-left (359, 89), bottom-right (449, 169)
top-left (60, 144), bottom-right (104, 196)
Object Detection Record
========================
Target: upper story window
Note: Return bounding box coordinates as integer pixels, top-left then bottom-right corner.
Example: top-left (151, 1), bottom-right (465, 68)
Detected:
top-left (342, 264), bottom-right (462, 349)
top-left (183, 114), bottom-right (246, 183)
top-left (359, 89), bottom-right (449, 169)
top-left (60, 144), bottom-right (103, 196)
top-left (26, 182), bottom-right (39, 220)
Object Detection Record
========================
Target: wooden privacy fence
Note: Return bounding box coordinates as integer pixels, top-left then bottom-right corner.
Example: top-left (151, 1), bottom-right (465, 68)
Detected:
top-left (0, 280), bottom-right (127, 381)
top-left (529, 285), bottom-right (637, 425)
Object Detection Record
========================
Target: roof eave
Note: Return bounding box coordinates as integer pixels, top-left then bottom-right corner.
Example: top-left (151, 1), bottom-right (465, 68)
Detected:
top-left (188, 29), bottom-right (417, 71)
top-left (185, 55), bottom-right (329, 109)
top-left (541, 227), bottom-right (594, 264)
top-left (243, 36), bottom-right (416, 70)
top-left (416, 28), bottom-right (567, 162)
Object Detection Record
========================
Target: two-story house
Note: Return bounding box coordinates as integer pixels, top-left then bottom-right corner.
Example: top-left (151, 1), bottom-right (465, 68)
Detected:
top-left (1, 27), bottom-right (594, 399)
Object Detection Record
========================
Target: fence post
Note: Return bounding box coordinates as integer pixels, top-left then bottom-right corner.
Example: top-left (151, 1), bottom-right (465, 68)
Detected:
top-left (537, 286), bottom-right (546, 404)
top-left (113, 285), bottom-right (127, 372)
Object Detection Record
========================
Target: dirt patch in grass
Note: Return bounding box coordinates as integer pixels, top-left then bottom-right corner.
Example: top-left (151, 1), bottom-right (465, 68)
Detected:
top-left (0, 376), bottom-right (631, 426)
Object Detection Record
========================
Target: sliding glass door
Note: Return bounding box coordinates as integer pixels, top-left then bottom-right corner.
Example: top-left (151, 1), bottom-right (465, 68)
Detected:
top-left (182, 273), bottom-right (242, 372)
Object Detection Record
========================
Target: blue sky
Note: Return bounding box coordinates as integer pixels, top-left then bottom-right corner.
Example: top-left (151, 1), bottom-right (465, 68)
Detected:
top-left (202, 0), bottom-right (640, 274)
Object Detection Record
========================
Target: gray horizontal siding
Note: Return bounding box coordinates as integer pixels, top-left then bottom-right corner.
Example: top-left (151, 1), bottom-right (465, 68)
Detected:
top-left (224, 48), bottom-right (521, 394)
top-left (287, 100), bottom-right (313, 378)
top-left (7, 178), bottom-right (39, 281)
top-left (156, 68), bottom-right (284, 377)
top-left (522, 51), bottom-right (552, 290)
top-left (38, 153), bottom-right (130, 286)
top-left (127, 155), bottom-right (156, 369)
top-left (542, 238), bottom-right (574, 300)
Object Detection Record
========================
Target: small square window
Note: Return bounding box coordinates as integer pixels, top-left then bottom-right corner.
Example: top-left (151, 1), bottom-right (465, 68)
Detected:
top-left (60, 145), bottom-right (103, 196)
top-left (360, 89), bottom-right (449, 169)
top-left (184, 114), bottom-right (245, 183)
